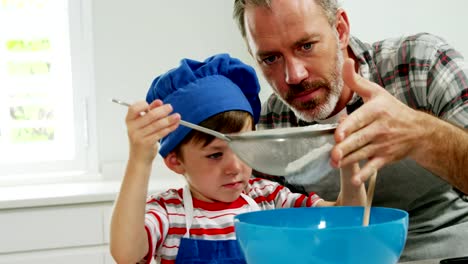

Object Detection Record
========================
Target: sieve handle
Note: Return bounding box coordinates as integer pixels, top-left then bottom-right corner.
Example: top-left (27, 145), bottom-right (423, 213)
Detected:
top-left (111, 98), bottom-right (131, 107)
top-left (111, 98), bottom-right (230, 142)
top-left (179, 120), bottom-right (231, 142)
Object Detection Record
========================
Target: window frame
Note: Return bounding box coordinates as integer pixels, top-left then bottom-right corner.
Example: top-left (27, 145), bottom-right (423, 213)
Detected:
top-left (0, 0), bottom-right (98, 185)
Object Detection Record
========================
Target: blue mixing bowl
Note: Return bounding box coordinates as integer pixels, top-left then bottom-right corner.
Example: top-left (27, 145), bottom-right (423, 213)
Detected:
top-left (234, 206), bottom-right (408, 264)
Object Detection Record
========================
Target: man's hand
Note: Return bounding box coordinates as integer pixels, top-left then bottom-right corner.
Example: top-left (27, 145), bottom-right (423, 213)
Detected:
top-left (330, 58), bottom-right (427, 185)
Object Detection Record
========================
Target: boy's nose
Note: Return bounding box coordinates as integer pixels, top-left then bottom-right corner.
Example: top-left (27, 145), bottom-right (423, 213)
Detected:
top-left (224, 153), bottom-right (243, 176)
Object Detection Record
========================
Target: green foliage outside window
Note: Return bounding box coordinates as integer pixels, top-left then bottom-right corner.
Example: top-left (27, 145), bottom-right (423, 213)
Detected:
top-left (2, 0), bottom-right (49, 9)
top-left (11, 127), bottom-right (54, 142)
top-left (6, 39), bottom-right (50, 52)
top-left (10, 105), bottom-right (54, 121)
top-left (7, 61), bottom-right (50, 75)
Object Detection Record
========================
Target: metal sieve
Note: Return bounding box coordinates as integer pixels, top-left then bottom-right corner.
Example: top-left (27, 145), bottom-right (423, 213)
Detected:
top-left (112, 98), bottom-right (337, 182)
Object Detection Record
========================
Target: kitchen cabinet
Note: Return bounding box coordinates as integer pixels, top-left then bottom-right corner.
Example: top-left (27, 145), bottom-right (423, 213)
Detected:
top-left (0, 202), bottom-right (113, 264)
top-left (0, 246), bottom-right (107, 264)
top-left (0, 179), bottom-right (184, 264)
top-left (0, 180), bottom-right (451, 264)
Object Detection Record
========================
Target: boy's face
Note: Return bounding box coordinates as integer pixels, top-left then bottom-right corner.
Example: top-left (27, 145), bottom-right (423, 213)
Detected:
top-left (177, 119), bottom-right (253, 203)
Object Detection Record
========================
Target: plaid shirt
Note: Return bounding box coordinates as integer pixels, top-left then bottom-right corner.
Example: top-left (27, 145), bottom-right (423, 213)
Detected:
top-left (255, 33), bottom-right (468, 194)
top-left (255, 33), bottom-right (468, 261)
top-left (258, 33), bottom-right (468, 130)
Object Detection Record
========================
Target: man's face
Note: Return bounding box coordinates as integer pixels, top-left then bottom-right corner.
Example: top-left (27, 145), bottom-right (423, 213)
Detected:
top-left (244, 0), bottom-right (345, 121)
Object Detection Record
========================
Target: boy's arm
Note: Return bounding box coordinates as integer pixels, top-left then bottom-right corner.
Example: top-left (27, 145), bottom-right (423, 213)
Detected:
top-left (335, 163), bottom-right (366, 206)
top-left (110, 159), bottom-right (152, 263)
top-left (317, 163), bottom-right (366, 206)
top-left (110, 100), bottom-right (180, 263)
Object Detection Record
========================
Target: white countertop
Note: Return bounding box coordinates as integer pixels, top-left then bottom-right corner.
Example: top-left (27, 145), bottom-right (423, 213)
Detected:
top-left (401, 259), bottom-right (443, 264)
top-left (0, 178), bottom-right (186, 209)
top-left (0, 179), bottom-right (456, 264)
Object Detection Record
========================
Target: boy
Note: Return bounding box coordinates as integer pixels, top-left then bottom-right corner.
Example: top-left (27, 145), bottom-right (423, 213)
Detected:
top-left (110, 54), bottom-right (366, 264)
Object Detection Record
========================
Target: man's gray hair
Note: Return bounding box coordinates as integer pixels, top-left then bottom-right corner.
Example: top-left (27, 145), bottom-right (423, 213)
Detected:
top-left (233, 0), bottom-right (339, 38)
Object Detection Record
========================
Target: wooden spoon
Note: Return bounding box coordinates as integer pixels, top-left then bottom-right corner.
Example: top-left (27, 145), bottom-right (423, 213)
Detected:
top-left (363, 170), bottom-right (378, 226)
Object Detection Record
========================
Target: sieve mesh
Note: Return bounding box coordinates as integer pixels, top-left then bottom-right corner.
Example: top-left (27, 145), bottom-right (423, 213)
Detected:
top-left (228, 124), bottom-right (337, 182)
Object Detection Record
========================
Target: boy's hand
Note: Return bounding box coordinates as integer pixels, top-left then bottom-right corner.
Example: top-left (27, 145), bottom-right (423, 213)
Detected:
top-left (339, 162), bottom-right (366, 206)
top-left (125, 99), bottom-right (181, 164)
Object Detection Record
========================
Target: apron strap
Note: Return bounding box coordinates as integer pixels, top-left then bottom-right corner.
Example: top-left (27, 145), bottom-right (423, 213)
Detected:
top-left (182, 185), bottom-right (261, 238)
top-left (240, 192), bottom-right (260, 211)
top-left (182, 185), bottom-right (193, 238)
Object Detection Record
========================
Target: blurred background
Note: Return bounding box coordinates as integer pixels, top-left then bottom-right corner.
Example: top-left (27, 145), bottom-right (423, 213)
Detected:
top-left (0, 1), bottom-right (467, 263)
top-left (95, 0), bottom-right (468, 181)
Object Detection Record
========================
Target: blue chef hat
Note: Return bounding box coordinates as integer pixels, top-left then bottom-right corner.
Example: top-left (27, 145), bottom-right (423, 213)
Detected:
top-left (146, 53), bottom-right (261, 157)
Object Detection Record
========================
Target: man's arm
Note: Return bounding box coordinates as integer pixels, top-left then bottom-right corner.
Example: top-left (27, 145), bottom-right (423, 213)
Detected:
top-left (409, 112), bottom-right (468, 193)
top-left (331, 59), bottom-right (468, 194)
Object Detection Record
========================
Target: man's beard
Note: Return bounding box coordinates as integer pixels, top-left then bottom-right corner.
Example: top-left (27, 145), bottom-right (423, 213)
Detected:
top-left (280, 37), bottom-right (344, 122)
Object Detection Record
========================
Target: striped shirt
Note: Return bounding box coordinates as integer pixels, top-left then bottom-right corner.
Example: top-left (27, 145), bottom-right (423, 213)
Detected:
top-left (256, 33), bottom-right (468, 261)
top-left (141, 178), bottom-right (322, 264)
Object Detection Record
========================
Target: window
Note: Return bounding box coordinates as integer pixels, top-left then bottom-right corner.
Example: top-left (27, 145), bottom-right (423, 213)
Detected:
top-left (0, 0), bottom-right (96, 183)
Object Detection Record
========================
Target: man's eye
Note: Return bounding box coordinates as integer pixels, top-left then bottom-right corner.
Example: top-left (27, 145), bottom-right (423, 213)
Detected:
top-left (207, 152), bottom-right (223, 159)
top-left (262, 55), bottom-right (277, 65)
top-left (302, 43), bottom-right (313, 51)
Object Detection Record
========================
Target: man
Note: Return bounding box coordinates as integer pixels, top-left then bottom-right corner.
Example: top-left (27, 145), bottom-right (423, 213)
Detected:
top-left (233, 0), bottom-right (468, 261)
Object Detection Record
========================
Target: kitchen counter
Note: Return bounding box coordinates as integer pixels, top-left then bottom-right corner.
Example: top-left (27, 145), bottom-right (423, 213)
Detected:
top-left (401, 259), bottom-right (442, 264)
top-left (0, 177), bottom-right (458, 264)
top-left (0, 175), bottom-right (186, 263)
top-left (0, 177), bottom-right (186, 209)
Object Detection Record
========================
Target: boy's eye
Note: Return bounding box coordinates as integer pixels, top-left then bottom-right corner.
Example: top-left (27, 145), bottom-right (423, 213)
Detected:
top-left (207, 152), bottom-right (223, 159)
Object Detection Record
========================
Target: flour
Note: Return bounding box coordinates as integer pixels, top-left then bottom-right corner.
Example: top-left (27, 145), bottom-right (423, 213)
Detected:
top-left (285, 142), bottom-right (334, 175)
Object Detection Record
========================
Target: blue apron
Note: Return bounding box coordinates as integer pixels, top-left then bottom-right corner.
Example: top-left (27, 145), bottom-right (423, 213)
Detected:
top-left (175, 185), bottom-right (259, 264)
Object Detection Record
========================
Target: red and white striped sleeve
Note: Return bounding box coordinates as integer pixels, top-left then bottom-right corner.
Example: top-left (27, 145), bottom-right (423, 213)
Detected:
top-left (141, 190), bottom-right (176, 263)
top-left (249, 178), bottom-right (323, 208)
